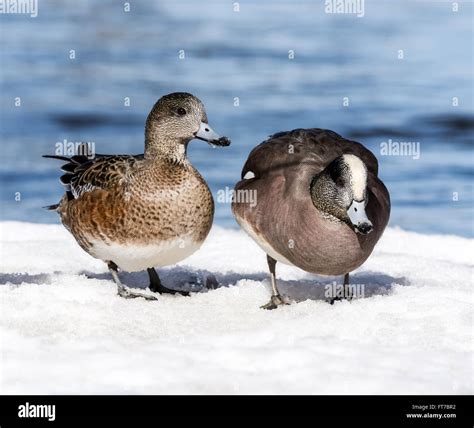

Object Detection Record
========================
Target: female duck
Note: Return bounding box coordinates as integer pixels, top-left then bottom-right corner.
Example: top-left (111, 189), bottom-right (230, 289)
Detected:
top-left (45, 93), bottom-right (231, 300)
top-left (232, 128), bottom-right (390, 309)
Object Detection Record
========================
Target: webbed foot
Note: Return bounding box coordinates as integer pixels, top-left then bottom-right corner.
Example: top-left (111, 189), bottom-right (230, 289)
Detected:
top-left (261, 294), bottom-right (291, 310)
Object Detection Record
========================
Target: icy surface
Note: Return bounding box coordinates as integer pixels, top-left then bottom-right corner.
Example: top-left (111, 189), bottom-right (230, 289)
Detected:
top-left (0, 222), bottom-right (472, 394)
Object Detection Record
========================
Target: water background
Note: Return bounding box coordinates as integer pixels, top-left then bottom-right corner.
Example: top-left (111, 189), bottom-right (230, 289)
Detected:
top-left (1, 0), bottom-right (473, 236)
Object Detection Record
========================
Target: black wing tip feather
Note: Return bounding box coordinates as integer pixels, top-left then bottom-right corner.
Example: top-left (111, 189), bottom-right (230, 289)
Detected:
top-left (42, 154), bottom-right (71, 162)
top-left (43, 154), bottom-right (93, 164)
top-left (43, 155), bottom-right (79, 205)
top-left (42, 203), bottom-right (60, 211)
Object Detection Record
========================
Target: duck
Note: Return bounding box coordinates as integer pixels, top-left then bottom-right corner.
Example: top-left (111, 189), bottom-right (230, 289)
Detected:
top-left (44, 92), bottom-right (231, 300)
top-left (232, 128), bottom-right (390, 309)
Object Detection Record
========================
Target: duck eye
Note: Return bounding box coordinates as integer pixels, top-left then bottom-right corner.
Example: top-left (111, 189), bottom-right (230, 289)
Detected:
top-left (177, 107), bottom-right (187, 116)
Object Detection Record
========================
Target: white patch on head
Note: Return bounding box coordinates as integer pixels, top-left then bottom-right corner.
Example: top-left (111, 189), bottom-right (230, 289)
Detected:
top-left (343, 154), bottom-right (367, 201)
top-left (89, 236), bottom-right (202, 272)
top-left (243, 170), bottom-right (255, 179)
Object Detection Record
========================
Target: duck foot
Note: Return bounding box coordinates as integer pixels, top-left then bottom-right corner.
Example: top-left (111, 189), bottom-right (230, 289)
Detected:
top-left (205, 273), bottom-right (219, 290)
top-left (261, 294), bottom-right (290, 310)
top-left (329, 295), bottom-right (353, 305)
top-left (108, 262), bottom-right (158, 301)
top-left (117, 284), bottom-right (158, 301)
top-left (147, 268), bottom-right (190, 296)
top-left (261, 255), bottom-right (291, 310)
top-left (149, 282), bottom-right (190, 296)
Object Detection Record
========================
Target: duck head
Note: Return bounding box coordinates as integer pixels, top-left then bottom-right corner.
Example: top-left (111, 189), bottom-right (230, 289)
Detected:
top-left (144, 92), bottom-right (231, 161)
top-left (310, 154), bottom-right (373, 235)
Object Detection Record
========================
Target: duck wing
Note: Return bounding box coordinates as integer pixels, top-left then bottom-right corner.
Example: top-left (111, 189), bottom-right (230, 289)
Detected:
top-left (43, 152), bottom-right (144, 202)
top-left (241, 128), bottom-right (379, 180)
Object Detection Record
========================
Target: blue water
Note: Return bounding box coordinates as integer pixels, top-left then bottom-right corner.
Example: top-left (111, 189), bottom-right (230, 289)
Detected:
top-left (1, 0), bottom-right (473, 236)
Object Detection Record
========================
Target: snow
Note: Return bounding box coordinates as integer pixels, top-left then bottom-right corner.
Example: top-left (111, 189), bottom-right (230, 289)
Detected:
top-left (0, 221), bottom-right (472, 394)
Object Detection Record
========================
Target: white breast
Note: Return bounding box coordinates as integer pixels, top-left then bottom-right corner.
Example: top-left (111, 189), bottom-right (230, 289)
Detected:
top-left (89, 236), bottom-right (202, 272)
top-left (237, 217), bottom-right (294, 266)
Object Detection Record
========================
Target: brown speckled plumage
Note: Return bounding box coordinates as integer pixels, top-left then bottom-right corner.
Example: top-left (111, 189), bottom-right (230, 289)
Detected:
top-left (45, 93), bottom-right (229, 280)
top-left (59, 157), bottom-right (214, 252)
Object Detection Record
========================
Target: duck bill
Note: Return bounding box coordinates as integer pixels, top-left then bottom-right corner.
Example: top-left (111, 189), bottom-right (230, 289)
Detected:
top-left (194, 122), bottom-right (231, 147)
top-left (347, 200), bottom-right (373, 235)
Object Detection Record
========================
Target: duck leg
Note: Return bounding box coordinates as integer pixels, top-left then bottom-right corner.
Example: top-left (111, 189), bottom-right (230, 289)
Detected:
top-left (330, 273), bottom-right (352, 305)
top-left (344, 273), bottom-right (353, 301)
top-left (261, 255), bottom-right (290, 310)
top-left (108, 262), bottom-right (157, 301)
top-left (147, 267), bottom-right (190, 296)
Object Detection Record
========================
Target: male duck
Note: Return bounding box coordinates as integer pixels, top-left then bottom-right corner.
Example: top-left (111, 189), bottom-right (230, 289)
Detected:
top-left (232, 128), bottom-right (390, 309)
top-left (45, 92), bottom-right (231, 300)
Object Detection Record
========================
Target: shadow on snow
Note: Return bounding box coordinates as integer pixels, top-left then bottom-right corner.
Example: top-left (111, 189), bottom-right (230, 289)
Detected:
top-left (0, 268), bottom-right (409, 303)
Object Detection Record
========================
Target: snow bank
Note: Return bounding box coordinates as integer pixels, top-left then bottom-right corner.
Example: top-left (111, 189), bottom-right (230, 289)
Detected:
top-left (0, 221), bottom-right (472, 394)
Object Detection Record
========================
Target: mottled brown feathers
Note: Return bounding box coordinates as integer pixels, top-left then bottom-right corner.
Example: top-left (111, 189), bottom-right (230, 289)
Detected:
top-left (44, 93), bottom-right (222, 271)
top-left (59, 158), bottom-right (214, 250)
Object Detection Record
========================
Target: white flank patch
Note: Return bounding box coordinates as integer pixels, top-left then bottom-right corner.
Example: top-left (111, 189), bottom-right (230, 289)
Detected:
top-left (343, 154), bottom-right (367, 200)
top-left (237, 217), bottom-right (294, 266)
top-left (243, 170), bottom-right (255, 179)
top-left (89, 237), bottom-right (202, 272)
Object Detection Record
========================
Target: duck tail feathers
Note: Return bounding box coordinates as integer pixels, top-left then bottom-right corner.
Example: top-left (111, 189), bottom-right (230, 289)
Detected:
top-left (43, 203), bottom-right (60, 211)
